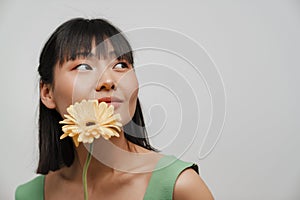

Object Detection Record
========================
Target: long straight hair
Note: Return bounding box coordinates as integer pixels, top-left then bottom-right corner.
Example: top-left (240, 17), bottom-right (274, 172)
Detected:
top-left (37, 18), bottom-right (156, 174)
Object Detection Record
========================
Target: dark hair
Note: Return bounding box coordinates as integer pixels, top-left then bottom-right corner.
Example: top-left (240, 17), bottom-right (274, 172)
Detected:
top-left (37, 18), bottom-right (156, 174)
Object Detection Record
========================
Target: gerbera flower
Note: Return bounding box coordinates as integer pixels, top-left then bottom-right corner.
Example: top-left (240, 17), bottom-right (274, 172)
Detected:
top-left (59, 99), bottom-right (122, 147)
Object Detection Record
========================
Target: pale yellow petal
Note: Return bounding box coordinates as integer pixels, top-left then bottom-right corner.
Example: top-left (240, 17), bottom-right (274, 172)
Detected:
top-left (72, 136), bottom-right (79, 147)
top-left (102, 134), bottom-right (111, 140)
top-left (101, 105), bottom-right (114, 120)
top-left (63, 114), bottom-right (77, 123)
top-left (102, 127), bottom-right (114, 137)
top-left (60, 133), bottom-right (69, 139)
top-left (78, 135), bottom-right (83, 142)
top-left (100, 114), bottom-right (121, 125)
top-left (96, 102), bottom-right (107, 120)
top-left (69, 132), bottom-right (78, 137)
top-left (88, 137), bottom-right (94, 143)
top-left (103, 124), bottom-right (121, 132)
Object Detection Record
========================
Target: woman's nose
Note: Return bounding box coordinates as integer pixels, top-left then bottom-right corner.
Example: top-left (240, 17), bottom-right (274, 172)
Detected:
top-left (95, 71), bottom-right (116, 91)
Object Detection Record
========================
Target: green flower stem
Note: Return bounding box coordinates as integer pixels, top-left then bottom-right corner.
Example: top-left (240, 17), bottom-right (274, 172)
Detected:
top-left (83, 143), bottom-right (93, 200)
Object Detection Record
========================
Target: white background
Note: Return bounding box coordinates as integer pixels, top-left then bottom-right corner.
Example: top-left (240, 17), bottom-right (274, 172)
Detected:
top-left (1, 0), bottom-right (299, 199)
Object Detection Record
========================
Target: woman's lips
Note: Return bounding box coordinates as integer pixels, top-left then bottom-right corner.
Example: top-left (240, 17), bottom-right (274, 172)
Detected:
top-left (98, 97), bottom-right (123, 109)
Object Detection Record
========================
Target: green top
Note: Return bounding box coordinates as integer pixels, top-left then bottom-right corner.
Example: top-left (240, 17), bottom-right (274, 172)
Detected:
top-left (15, 155), bottom-right (198, 200)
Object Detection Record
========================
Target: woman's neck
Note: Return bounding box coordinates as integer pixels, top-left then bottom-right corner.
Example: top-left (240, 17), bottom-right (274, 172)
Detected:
top-left (57, 130), bottom-right (161, 185)
top-left (60, 132), bottom-right (136, 180)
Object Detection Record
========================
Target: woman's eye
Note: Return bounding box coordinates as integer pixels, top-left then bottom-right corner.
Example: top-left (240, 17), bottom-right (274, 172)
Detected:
top-left (113, 62), bottom-right (129, 70)
top-left (74, 64), bottom-right (93, 71)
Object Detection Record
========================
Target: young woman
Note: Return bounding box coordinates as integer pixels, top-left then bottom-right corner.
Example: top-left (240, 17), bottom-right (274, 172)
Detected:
top-left (15, 18), bottom-right (214, 200)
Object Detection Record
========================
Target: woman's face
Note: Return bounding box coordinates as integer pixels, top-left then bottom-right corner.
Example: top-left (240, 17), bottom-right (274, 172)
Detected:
top-left (50, 40), bottom-right (139, 126)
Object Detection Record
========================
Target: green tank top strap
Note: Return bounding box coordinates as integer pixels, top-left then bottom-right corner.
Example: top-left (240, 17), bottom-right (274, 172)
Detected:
top-left (143, 155), bottom-right (199, 200)
top-left (15, 175), bottom-right (44, 200)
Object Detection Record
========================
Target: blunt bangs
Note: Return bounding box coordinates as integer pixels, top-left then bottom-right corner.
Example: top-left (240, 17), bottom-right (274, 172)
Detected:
top-left (54, 18), bottom-right (134, 65)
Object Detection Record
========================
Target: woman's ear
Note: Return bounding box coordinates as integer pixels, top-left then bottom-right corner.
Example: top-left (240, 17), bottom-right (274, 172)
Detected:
top-left (40, 81), bottom-right (56, 109)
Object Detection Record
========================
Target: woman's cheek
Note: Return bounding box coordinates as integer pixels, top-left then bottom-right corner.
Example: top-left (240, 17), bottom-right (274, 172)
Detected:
top-left (121, 71), bottom-right (139, 119)
top-left (52, 83), bottom-right (73, 117)
top-left (52, 71), bottom-right (90, 117)
top-left (72, 73), bottom-right (97, 103)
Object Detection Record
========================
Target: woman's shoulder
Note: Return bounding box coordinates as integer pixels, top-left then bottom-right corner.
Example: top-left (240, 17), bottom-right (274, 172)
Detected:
top-left (143, 154), bottom-right (199, 200)
top-left (15, 175), bottom-right (44, 200)
top-left (173, 167), bottom-right (214, 200)
top-left (151, 155), bottom-right (214, 200)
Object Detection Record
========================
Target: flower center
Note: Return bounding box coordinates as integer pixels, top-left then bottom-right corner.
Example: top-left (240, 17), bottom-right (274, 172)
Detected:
top-left (85, 121), bottom-right (96, 126)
